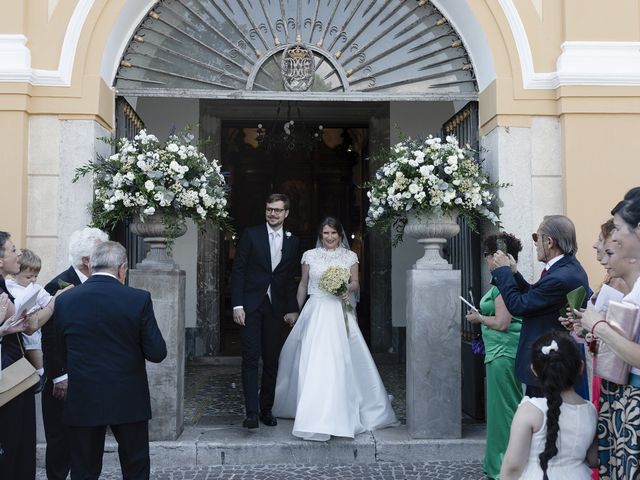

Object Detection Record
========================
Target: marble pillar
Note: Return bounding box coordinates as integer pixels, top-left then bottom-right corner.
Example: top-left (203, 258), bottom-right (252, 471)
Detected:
top-left (129, 268), bottom-right (186, 441)
top-left (197, 104), bottom-right (222, 356)
top-left (406, 267), bottom-right (461, 438)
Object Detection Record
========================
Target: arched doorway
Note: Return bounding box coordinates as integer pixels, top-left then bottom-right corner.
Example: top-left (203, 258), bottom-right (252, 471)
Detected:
top-left (113, 0), bottom-right (479, 356)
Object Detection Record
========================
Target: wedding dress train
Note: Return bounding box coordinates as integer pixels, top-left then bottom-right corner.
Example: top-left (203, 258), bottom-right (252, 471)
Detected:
top-left (273, 247), bottom-right (397, 441)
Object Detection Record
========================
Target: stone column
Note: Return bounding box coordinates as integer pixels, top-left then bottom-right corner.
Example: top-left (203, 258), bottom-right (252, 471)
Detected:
top-left (197, 102), bottom-right (222, 356)
top-left (129, 268), bottom-right (186, 441)
top-left (406, 261), bottom-right (461, 438)
top-left (367, 113), bottom-right (393, 353)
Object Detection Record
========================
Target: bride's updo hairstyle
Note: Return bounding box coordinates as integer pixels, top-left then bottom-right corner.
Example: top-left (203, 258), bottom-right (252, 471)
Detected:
top-left (531, 331), bottom-right (582, 480)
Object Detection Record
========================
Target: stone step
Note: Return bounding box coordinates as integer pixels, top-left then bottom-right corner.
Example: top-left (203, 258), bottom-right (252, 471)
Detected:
top-left (36, 420), bottom-right (486, 469)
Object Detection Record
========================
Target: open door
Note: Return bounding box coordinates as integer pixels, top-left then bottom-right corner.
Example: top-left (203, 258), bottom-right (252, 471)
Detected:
top-left (113, 97), bottom-right (146, 273)
top-left (442, 102), bottom-right (485, 421)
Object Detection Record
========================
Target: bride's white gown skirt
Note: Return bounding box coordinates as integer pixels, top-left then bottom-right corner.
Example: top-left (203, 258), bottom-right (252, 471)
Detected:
top-left (273, 293), bottom-right (398, 441)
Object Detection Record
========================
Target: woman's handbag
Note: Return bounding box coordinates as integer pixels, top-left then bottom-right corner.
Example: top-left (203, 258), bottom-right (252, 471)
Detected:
top-left (594, 301), bottom-right (640, 385)
top-left (0, 338), bottom-right (40, 407)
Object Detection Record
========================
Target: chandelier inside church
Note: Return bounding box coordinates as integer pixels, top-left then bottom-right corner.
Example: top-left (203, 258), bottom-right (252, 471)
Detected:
top-left (255, 103), bottom-right (325, 152)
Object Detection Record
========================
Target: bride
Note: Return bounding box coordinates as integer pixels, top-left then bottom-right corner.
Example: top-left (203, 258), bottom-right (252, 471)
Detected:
top-left (273, 216), bottom-right (397, 441)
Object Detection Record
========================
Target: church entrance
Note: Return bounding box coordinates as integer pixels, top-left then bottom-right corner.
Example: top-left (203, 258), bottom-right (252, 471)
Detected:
top-left (206, 100), bottom-right (379, 354)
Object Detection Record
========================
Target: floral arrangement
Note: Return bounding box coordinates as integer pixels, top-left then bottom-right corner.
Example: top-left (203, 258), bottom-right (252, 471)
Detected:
top-left (365, 135), bottom-right (504, 244)
top-left (318, 266), bottom-right (352, 334)
top-left (73, 129), bottom-right (230, 240)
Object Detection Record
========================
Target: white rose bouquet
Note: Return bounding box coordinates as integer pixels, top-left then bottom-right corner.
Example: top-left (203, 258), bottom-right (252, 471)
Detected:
top-left (318, 266), bottom-right (353, 335)
top-left (365, 135), bottom-right (505, 244)
top-left (73, 128), bottom-right (230, 241)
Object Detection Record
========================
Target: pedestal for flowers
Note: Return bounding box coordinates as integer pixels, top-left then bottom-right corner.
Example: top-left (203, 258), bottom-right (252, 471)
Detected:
top-left (366, 134), bottom-right (503, 439)
top-left (74, 128), bottom-right (230, 441)
top-left (404, 210), bottom-right (460, 270)
top-left (130, 214), bottom-right (187, 270)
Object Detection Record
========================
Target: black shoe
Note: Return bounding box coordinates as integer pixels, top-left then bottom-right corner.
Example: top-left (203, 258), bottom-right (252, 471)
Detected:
top-left (242, 414), bottom-right (259, 429)
top-left (260, 410), bottom-right (277, 426)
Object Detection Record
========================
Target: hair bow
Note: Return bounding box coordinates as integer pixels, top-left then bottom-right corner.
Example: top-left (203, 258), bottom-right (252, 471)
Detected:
top-left (541, 340), bottom-right (559, 355)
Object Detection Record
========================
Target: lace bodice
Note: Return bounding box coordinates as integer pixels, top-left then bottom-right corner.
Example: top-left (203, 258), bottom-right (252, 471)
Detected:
top-left (302, 247), bottom-right (359, 296)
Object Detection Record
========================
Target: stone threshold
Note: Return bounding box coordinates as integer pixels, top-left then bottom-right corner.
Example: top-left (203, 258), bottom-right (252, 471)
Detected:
top-left (36, 420), bottom-right (485, 468)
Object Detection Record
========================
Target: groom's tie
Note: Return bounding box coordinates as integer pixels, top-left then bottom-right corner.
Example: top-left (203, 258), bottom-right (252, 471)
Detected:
top-left (270, 231), bottom-right (282, 271)
top-left (267, 230), bottom-right (282, 301)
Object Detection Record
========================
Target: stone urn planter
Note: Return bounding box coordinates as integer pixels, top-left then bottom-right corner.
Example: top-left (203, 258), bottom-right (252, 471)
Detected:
top-left (404, 210), bottom-right (460, 270)
top-left (130, 214), bottom-right (187, 270)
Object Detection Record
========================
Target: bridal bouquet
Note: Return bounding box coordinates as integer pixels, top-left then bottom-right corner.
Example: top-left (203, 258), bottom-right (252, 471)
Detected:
top-left (73, 128), bottom-right (230, 241)
top-left (365, 134), bottom-right (505, 244)
top-left (318, 266), bottom-right (352, 335)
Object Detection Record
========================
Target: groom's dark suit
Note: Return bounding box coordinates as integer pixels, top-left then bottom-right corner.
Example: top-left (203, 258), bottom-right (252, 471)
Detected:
top-left (42, 266), bottom-right (83, 480)
top-left (492, 255), bottom-right (589, 388)
top-left (55, 274), bottom-right (167, 479)
top-left (231, 224), bottom-right (300, 417)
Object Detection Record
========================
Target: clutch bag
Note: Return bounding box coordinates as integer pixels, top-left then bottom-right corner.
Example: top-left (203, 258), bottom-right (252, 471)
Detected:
top-left (595, 301), bottom-right (640, 385)
top-left (0, 345), bottom-right (40, 407)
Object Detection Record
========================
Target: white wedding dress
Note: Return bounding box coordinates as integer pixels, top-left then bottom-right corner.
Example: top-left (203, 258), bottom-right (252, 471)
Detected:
top-left (273, 247), bottom-right (398, 441)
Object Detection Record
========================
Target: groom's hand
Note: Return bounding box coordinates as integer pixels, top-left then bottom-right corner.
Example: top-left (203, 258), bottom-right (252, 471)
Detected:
top-left (284, 312), bottom-right (299, 326)
top-left (233, 307), bottom-right (246, 326)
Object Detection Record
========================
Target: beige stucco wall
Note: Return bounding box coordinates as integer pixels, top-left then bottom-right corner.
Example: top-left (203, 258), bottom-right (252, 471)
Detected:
top-left (0, 0), bottom-right (639, 286)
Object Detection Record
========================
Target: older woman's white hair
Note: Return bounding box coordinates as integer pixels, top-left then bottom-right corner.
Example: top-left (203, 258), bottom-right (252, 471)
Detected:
top-left (68, 227), bottom-right (109, 268)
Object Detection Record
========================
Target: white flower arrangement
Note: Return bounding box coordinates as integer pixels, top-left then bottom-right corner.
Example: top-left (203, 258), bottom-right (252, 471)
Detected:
top-left (365, 135), bottom-right (505, 244)
top-left (73, 128), bottom-right (231, 239)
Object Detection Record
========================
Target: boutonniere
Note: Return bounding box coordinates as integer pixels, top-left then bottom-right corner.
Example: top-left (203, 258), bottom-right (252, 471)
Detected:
top-left (285, 231), bottom-right (292, 238)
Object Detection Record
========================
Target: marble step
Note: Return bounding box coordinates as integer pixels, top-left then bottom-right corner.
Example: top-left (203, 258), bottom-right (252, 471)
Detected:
top-left (36, 420), bottom-right (485, 469)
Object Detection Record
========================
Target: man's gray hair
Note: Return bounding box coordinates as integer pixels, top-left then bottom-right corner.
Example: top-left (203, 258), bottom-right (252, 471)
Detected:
top-left (540, 215), bottom-right (578, 256)
top-left (89, 241), bottom-right (127, 273)
top-left (68, 227), bottom-right (109, 268)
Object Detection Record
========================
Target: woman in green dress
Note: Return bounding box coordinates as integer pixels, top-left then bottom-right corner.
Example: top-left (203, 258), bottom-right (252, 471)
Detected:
top-left (466, 232), bottom-right (523, 479)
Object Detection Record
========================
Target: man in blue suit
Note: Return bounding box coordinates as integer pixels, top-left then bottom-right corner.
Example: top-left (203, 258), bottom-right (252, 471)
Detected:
top-left (231, 193), bottom-right (300, 429)
top-left (55, 241), bottom-right (167, 479)
top-left (490, 215), bottom-right (589, 396)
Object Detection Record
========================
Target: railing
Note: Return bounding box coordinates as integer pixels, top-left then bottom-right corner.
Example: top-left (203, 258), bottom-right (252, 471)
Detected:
top-left (114, 97), bottom-right (146, 271)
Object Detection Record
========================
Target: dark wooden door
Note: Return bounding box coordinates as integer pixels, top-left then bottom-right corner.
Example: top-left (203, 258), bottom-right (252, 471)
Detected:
top-left (220, 126), bottom-right (367, 354)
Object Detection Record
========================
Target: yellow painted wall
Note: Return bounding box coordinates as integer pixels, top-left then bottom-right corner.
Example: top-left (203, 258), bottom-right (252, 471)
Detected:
top-left (0, 112), bottom-right (28, 243)
top-left (564, 113), bottom-right (640, 285)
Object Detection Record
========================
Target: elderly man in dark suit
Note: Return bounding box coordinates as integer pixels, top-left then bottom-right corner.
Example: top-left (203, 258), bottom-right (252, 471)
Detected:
top-left (490, 215), bottom-right (589, 396)
top-left (55, 241), bottom-right (167, 479)
top-left (42, 226), bottom-right (108, 480)
top-left (231, 193), bottom-right (300, 429)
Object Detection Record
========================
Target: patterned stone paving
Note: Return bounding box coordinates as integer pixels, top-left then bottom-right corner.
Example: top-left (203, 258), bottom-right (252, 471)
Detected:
top-left (184, 359), bottom-right (406, 426)
top-left (37, 461), bottom-right (484, 479)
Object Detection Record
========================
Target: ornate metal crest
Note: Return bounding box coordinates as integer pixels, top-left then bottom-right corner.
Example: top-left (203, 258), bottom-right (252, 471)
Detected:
top-left (281, 43), bottom-right (315, 92)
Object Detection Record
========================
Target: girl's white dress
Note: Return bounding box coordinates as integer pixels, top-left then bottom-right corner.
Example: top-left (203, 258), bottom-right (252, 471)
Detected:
top-left (273, 247), bottom-right (397, 441)
top-left (518, 396), bottom-right (597, 479)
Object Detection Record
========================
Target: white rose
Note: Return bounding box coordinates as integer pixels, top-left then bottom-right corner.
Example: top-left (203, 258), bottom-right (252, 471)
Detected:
top-left (145, 180), bottom-right (155, 191)
top-left (167, 143), bottom-right (179, 153)
top-left (143, 207), bottom-right (156, 215)
top-left (408, 183), bottom-right (420, 194)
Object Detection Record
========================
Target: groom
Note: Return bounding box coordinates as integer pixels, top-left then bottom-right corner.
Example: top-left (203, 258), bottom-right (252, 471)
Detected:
top-left (231, 193), bottom-right (300, 429)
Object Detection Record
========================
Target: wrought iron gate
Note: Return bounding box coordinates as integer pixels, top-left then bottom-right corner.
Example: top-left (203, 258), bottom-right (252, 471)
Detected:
top-left (442, 102), bottom-right (485, 421)
top-left (113, 97), bottom-right (146, 271)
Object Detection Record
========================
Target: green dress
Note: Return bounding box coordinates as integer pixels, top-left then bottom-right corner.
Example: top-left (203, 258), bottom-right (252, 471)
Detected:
top-left (480, 285), bottom-right (522, 479)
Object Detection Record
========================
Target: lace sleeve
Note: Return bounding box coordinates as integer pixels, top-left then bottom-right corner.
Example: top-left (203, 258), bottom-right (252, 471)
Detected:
top-left (301, 249), bottom-right (313, 265)
top-left (347, 250), bottom-right (359, 267)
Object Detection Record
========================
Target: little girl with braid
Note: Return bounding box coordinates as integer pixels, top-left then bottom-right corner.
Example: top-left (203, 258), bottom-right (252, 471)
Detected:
top-left (500, 331), bottom-right (598, 480)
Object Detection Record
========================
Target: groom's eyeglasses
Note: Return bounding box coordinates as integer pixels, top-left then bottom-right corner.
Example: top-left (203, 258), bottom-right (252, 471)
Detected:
top-left (266, 208), bottom-right (286, 214)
